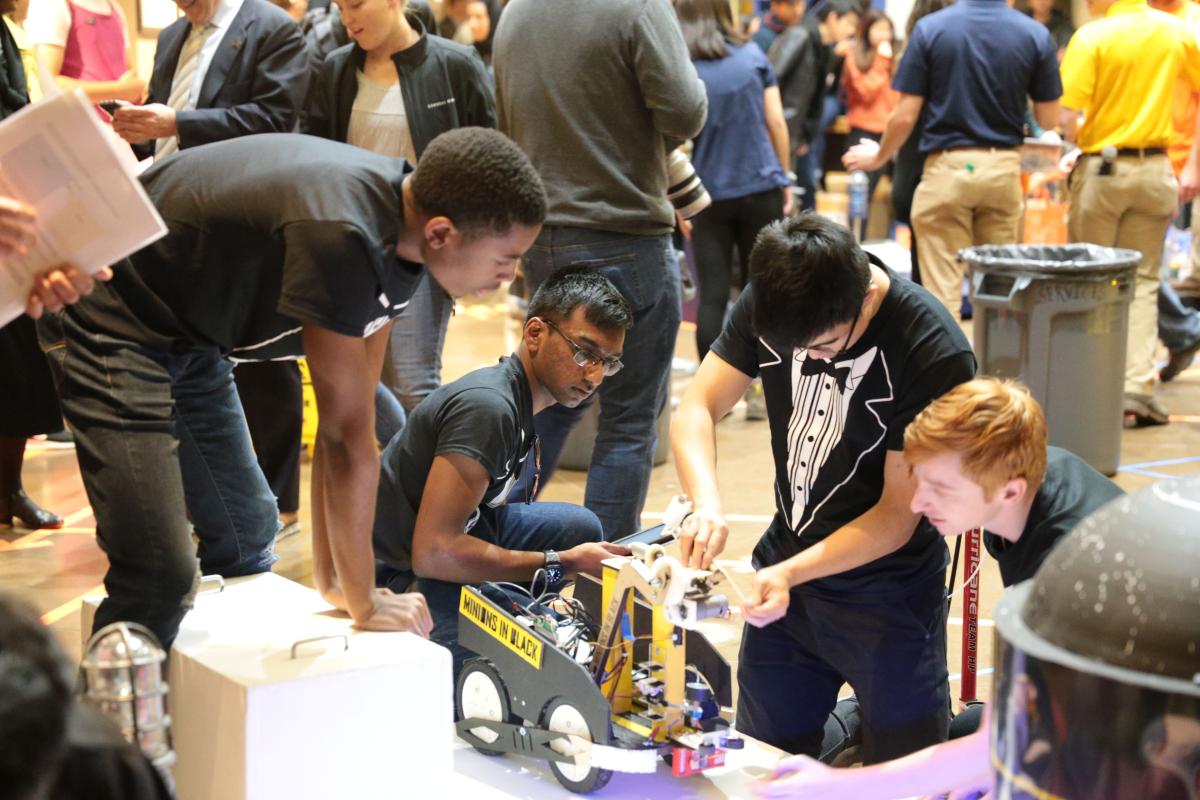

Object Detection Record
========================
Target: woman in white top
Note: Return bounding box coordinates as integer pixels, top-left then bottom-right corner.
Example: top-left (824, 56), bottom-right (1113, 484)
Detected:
top-left (305, 0), bottom-right (493, 438)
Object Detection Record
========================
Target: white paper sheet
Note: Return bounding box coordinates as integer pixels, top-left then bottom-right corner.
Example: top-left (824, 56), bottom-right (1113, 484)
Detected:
top-left (0, 88), bottom-right (166, 327)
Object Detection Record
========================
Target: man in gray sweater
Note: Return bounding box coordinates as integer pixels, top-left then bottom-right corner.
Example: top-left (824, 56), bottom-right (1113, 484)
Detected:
top-left (494, 0), bottom-right (707, 540)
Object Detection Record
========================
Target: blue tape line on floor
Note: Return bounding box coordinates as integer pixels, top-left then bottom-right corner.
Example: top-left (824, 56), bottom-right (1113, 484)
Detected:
top-left (1118, 467), bottom-right (1174, 479)
top-left (1119, 455), bottom-right (1200, 470)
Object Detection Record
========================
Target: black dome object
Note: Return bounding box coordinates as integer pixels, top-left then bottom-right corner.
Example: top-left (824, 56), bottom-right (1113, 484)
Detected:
top-left (1014, 473), bottom-right (1200, 691)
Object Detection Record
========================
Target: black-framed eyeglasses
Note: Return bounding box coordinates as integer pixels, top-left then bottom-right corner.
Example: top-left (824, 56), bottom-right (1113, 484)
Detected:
top-left (542, 319), bottom-right (624, 376)
top-left (802, 303), bottom-right (862, 360)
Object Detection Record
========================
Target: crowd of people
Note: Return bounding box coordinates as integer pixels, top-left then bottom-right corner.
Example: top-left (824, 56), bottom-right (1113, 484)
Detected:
top-left (1, 0), bottom-right (1198, 797)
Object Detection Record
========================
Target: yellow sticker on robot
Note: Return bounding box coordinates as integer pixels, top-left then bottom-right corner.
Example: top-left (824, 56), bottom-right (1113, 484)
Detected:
top-left (460, 589), bottom-right (543, 669)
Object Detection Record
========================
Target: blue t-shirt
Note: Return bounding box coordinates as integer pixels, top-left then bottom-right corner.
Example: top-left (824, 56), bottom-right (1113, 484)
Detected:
top-left (892, 0), bottom-right (1062, 153)
top-left (691, 41), bottom-right (789, 202)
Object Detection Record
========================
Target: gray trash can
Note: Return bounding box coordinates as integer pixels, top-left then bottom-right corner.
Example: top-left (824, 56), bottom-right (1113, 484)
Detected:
top-left (961, 244), bottom-right (1140, 476)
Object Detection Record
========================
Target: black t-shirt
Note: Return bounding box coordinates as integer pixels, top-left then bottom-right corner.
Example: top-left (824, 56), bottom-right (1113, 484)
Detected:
top-left (92, 134), bottom-right (424, 360)
top-left (984, 447), bottom-right (1123, 586)
top-left (710, 261), bottom-right (976, 598)
top-left (373, 355), bottom-right (535, 573)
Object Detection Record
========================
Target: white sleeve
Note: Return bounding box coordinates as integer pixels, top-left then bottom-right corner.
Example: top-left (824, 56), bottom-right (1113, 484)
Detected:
top-left (25, 0), bottom-right (72, 48)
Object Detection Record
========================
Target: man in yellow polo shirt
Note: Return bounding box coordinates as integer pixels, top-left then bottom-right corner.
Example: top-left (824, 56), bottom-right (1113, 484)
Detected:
top-left (1060, 0), bottom-right (1200, 426)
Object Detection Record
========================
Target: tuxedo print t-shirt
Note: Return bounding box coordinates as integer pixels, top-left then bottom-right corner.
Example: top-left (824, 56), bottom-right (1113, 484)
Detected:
top-left (711, 260), bottom-right (976, 599)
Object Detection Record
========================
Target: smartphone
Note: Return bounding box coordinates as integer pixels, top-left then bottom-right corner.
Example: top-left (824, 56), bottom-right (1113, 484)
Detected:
top-left (614, 523), bottom-right (674, 548)
top-left (99, 100), bottom-right (121, 116)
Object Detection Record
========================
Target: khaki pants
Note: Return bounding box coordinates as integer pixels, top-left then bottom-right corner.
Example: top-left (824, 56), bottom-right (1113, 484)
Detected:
top-left (1067, 153), bottom-right (1177, 397)
top-left (911, 149), bottom-right (1023, 316)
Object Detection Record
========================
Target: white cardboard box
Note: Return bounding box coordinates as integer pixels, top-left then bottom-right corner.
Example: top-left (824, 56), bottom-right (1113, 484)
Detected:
top-left (82, 573), bottom-right (453, 800)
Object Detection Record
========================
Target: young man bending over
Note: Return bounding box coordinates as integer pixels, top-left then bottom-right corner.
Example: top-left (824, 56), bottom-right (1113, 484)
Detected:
top-left (372, 268), bottom-right (634, 669)
top-left (756, 377), bottom-right (1123, 799)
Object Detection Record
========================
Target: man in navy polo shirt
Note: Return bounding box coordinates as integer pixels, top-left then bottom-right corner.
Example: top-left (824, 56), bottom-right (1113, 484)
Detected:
top-left (845, 1), bottom-right (1062, 317)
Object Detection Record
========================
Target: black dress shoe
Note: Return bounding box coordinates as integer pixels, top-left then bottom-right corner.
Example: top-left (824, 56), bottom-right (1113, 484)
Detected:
top-left (0, 490), bottom-right (64, 530)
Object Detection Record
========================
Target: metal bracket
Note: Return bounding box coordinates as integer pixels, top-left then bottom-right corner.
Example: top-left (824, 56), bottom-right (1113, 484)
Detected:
top-left (290, 634), bottom-right (349, 659)
top-left (198, 574), bottom-right (225, 595)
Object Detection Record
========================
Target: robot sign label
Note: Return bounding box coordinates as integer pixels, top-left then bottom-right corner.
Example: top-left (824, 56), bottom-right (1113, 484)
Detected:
top-left (460, 589), bottom-right (544, 669)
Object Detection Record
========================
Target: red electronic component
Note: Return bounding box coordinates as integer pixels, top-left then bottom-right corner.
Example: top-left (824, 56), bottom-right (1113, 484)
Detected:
top-left (670, 747), bottom-right (726, 777)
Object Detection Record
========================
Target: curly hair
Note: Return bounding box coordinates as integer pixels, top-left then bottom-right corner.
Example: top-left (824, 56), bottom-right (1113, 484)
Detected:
top-left (904, 378), bottom-right (1049, 498)
top-left (749, 213), bottom-right (871, 350)
top-left (411, 127), bottom-right (546, 237)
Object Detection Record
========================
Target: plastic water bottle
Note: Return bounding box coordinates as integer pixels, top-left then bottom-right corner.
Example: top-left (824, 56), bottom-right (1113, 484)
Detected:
top-left (848, 170), bottom-right (869, 242)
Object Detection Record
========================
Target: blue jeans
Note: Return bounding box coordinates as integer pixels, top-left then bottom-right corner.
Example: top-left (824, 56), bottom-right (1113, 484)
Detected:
top-left (382, 273), bottom-right (454, 414)
top-left (1159, 279), bottom-right (1200, 352)
top-left (517, 227), bottom-right (681, 539)
top-left (374, 381), bottom-right (407, 448)
top-left (376, 500), bottom-right (603, 674)
top-left (48, 294), bottom-right (278, 647)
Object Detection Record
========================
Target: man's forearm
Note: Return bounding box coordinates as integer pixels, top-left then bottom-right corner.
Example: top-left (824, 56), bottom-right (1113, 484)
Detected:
top-left (415, 533), bottom-right (548, 585)
top-left (670, 404), bottom-right (724, 514)
top-left (314, 432), bottom-right (382, 620)
top-left (873, 109), bottom-right (918, 167)
top-left (778, 502), bottom-right (919, 587)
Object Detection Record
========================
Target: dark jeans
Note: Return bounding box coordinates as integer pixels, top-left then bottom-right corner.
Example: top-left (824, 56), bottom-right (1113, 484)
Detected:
top-left (691, 188), bottom-right (784, 360)
top-left (376, 500), bottom-right (603, 675)
top-left (46, 296), bottom-right (277, 647)
top-left (1159, 279), bottom-right (1200, 352)
top-left (737, 571), bottom-right (950, 763)
top-left (516, 227), bottom-right (681, 539)
top-left (233, 360), bottom-right (302, 515)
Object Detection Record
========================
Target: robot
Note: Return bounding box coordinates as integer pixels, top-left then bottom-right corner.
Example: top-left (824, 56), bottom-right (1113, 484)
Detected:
top-left (454, 499), bottom-right (743, 793)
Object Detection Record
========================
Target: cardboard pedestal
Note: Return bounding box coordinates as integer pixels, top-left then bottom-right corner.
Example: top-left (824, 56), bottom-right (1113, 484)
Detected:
top-left (81, 573), bottom-right (452, 800)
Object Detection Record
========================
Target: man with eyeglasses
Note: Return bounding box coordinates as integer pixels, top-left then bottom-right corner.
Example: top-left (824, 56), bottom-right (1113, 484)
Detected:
top-left (372, 267), bottom-right (634, 673)
top-left (671, 214), bottom-right (975, 763)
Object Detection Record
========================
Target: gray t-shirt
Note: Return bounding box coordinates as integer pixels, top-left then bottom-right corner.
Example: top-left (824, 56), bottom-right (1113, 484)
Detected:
top-left (347, 70), bottom-right (417, 162)
top-left (373, 355), bottom-right (535, 573)
top-left (493, 0), bottom-right (707, 235)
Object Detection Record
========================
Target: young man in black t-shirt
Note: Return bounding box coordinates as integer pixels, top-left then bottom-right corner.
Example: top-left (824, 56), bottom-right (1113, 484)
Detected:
top-left (372, 269), bottom-right (633, 670)
top-left (671, 213), bottom-right (976, 762)
top-left (49, 128), bottom-right (546, 648)
top-left (906, 378), bottom-right (1124, 587)
top-left (755, 378), bottom-right (1123, 799)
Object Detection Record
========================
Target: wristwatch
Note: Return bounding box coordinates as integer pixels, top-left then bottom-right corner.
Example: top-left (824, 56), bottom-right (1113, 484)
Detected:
top-left (543, 550), bottom-right (564, 586)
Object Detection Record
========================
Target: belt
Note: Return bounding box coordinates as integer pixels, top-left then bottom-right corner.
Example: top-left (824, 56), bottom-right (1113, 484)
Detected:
top-left (1084, 147), bottom-right (1166, 158)
top-left (931, 145), bottom-right (1019, 155)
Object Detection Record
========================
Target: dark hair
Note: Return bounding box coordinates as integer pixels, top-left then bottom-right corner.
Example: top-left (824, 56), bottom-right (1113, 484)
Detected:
top-left (817, 0), bottom-right (858, 22)
top-left (527, 267), bottom-right (633, 332)
top-left (406, 0), bottom-right (436, 33)
top-left (0, 593), bottom-right (72, 800)
top-left (677, 0), bottom-right (747, 61)
top-left (905, 0), bottom-right (953, 37)
top-left (854, 10), bottom-right (895, 72)
top-left (412, 127), bottom-right (546, 237)
top-left (749, 213), bottom-right (871, 349)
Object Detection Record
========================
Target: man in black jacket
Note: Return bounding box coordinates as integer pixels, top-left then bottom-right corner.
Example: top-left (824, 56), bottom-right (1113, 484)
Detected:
top-left (110, 0), bottom-right (308, 159)
top-left (769, 0), bottom-right (858, 211)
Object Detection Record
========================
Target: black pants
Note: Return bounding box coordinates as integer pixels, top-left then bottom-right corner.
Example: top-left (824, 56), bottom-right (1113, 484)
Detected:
top-left (233, 360), bottom-right (303, 515)
top-left (737, 572), bottom-right (950, 763)
top-left (691, 187), bottom-right (784, 360)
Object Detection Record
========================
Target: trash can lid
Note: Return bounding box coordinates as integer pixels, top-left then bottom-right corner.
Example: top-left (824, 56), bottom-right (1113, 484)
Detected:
top-left (959, 243), bottom-right (1141, 276)
top-left (995, 474), bottom-right (1200, 697)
